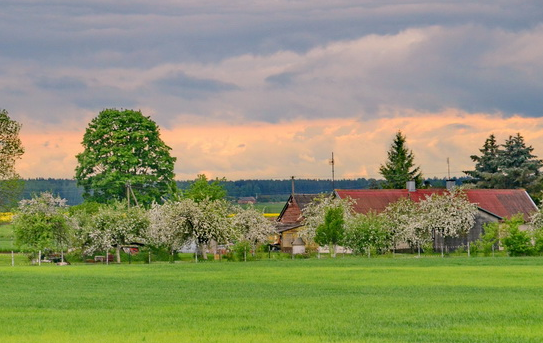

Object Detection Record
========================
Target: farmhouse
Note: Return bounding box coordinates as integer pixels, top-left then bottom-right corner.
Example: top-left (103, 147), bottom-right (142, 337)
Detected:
top-left (275, 194), bottom-right (318, 253)
top-left (275, 183), bottom-right (538, 252)
top-left (335, 185), bottom-right (537, 250)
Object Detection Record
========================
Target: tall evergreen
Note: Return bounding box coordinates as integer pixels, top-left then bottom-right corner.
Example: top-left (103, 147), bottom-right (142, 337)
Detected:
top-left (499, 133), bottom-right (542, 189)
top-left (464, 134), bottom-right (501, 188)
top-left (379, 131), bottom-right (423, 189)
top-left (464, 133), bottom-right (542, 191)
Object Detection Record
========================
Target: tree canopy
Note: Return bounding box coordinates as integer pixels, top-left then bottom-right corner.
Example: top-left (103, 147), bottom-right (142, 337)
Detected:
top-left (0, 109), bottom-right (25, 210)
top-left (75, 109), bottom-right (177, 205)
top-left (13, 192), bottom-right (73, 254)
top-left (184, 174), bottom-right (227, 202)
top-left (379, 131), bottom-right (423, 189)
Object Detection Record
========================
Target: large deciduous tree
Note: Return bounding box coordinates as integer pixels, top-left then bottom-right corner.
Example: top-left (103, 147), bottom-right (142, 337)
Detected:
top-left (75, 109), bottom-right (177, 206)
top-left (0, 109), bottom-right (25, 210)
top-left (379, 131), bottom-right (423, 189)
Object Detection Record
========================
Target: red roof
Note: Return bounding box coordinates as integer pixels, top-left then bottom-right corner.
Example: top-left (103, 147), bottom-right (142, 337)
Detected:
top-left (335, 189), bottom-right (537, 220)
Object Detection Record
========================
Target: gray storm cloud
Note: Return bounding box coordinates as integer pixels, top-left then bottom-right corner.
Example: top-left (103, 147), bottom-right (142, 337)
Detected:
top-left (1, 0), bottom-right (542, 127)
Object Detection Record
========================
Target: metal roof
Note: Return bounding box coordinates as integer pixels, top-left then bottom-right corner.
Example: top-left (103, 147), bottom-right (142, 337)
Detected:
top-left (335, 188), bottom-right (537, 220)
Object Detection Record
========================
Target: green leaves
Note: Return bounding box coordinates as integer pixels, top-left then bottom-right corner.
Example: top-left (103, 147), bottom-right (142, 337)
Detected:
top-left (75, 109), bottom-right (177, 205)
top-left (184, 174), bottom-right (227, 202)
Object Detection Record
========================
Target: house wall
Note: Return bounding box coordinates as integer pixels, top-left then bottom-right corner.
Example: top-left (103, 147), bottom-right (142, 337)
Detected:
top-left (280, 228), bottom-right (301, 253)
top-left (434, 210), bottom-right (499, 251)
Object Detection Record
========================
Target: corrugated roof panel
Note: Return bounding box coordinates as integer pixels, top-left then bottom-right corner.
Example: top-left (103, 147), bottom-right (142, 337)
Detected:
top-left (335, 188), bottom-right (537, 220)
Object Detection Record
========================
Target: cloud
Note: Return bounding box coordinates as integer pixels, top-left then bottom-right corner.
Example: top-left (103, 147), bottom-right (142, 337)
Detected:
top-left (2, 1), bottom-right (543, 179)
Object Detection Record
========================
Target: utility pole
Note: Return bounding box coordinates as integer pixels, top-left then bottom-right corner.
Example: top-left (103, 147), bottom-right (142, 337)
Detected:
top-left (126, 181), bottom-right (139, 207)
top-left (329, 152), bottom-right (335, 190)
top-left (126, 181), bottom-right (130, 208)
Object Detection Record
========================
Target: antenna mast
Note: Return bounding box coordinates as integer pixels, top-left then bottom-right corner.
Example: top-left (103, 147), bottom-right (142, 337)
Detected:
top-left (329, 152), bottom-right (335, 190)
top-left (291, 176), bottom-right (295, 195)
top-left (447, 157), bottom-right (451, 179)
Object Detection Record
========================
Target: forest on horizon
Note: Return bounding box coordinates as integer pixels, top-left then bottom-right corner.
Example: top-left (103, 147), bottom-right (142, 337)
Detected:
top-left (17, 177), bottom-right (468, 206)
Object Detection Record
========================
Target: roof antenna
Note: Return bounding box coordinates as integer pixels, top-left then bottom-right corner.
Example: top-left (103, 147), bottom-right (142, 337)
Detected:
top-left (329, 152), bottom-right (335, 190)
top-left (291, 176), bottom-right (295, 195)
top-left (447, 157), bottom-right (451, 179)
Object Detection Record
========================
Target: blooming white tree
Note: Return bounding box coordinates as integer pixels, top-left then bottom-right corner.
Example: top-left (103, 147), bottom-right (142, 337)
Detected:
top-left (231, 204), bottom-right (276, 252)
top-left (13, 192), bottom-right (74, 255)
top-left (300, 194), bottom-right (354, 243)
top-left (419, 188), bottom-right (478, 253)
top-left (382, 197), bottom-right (423, 250)
top-left (383, 188), bottom-right (478, 255)
top-left (146, 200), bottom-right (195, 261)
top-left (191, 198), bottom-right (236, 259)
top-left (83, 202), bottom-right (149, 263)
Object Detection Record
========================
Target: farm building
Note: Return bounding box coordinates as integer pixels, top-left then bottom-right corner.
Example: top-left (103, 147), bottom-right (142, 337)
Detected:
top-left (275, 194), bottom-right (318, 253)
top-left (275, 183), bottom-right (538, 252)
top-left (237, 196), bottom-right (257, 204)
top-left (335, 185), bottom-right (537, 250)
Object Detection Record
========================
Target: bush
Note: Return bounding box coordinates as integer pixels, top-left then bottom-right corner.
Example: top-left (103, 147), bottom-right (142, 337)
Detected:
top-left (232, 241), bottom-right (253, 261)
top-left (503, 227), bottom-right (533, 256)
top-left (502, 215), bottom-right (533, 256)
top-left (475, 222), bottom-right (501, 256)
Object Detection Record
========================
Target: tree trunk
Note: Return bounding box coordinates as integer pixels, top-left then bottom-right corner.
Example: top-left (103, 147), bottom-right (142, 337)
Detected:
top-left (331, 244), bottom-right (336, 258)
top-left (116, 246), bottom-right (121, 263)
top-left (199, 243), bottom-right (208, 260)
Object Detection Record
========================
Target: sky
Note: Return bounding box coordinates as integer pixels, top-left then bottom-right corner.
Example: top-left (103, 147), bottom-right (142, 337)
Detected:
top-left (2, 0), bottom-right (543, 181)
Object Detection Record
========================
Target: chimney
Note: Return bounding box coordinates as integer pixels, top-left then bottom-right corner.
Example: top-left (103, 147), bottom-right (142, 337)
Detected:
top-left (406, 180), bottom-right (416, 192)
top-left (446, 179), bottom-right (456, 190)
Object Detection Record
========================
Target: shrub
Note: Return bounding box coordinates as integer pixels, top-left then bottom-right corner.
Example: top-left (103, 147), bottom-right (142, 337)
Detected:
top-left (502, 215), bottom-right (533, 256)
top-left (475, 222), bottom-right (501, 256)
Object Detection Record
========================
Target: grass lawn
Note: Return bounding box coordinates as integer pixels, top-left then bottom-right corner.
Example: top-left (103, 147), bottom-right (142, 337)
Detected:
top-left (1, 257), bottom-right (542, 343)
top-left (0, 224), bottom-right (15, 251)
top-left (241, 202), bottom-right (284, 214)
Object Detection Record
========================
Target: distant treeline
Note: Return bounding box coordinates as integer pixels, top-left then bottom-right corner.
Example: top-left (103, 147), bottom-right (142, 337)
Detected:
top-left (17, 177), bottom-right (471, 206)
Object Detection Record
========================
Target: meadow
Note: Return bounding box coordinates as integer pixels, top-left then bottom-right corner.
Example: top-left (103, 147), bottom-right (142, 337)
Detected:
top-left (1, 256), bottom-right (542, 342)
top-left (0, 224), bottom-right (14, 251)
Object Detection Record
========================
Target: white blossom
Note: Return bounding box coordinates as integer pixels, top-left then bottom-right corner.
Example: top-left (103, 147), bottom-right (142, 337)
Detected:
top-left (231, 204), bottom-right (276, 245)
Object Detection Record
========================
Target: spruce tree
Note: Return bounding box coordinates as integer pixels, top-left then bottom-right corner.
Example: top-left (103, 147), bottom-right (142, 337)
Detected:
top-left (464, 134), bottom-right (501, 188)
top-left (464, 133), bottom-right (542, 192)
top-left (379, 131), bottom-right (423, 189)
top-left (499, 133), bottom-right (542, 189)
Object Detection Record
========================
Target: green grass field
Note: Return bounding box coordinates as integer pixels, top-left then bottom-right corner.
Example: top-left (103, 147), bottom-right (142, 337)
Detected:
top-left (1, 257), bottom-right (542, 342)
top-left (0, 224), bottom-right (15, 251)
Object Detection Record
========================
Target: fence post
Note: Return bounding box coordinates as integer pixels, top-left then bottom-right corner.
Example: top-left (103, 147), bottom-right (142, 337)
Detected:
top-left (39, 250), bottom-right (41, 266)
top-left (11, 251), bottom-right (14, 267)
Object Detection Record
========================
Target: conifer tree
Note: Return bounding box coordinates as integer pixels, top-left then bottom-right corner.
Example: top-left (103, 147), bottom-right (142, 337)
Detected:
top-left (465, 133), bottom-right (542, 191)
top-left (499, 133), bottom-right (542, 189)
top-left (379, 131), bottom-right (422, 189)
top-left (464, 134), bottom-right (501, 188)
